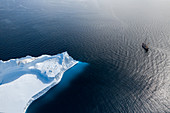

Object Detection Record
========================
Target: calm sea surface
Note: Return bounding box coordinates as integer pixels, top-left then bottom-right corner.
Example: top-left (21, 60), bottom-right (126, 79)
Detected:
top-left (0, 0), bottom-right (170, 113)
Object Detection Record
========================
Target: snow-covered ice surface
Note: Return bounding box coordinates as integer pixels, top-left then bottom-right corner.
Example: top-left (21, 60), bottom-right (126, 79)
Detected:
top-left (0, 52), bottom-right (78, 113)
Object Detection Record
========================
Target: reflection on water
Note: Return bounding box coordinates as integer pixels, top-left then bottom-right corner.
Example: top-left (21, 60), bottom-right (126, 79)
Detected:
top-left (0, 0), bottom-right (170, 113)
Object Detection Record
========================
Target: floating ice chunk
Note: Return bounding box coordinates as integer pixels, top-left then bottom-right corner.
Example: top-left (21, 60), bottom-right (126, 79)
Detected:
top-left (0, 52), bottom-right (78, 113)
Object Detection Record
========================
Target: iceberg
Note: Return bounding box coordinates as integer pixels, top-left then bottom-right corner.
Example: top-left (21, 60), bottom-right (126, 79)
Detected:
top-left (0, 52), bottom-right (78, 113)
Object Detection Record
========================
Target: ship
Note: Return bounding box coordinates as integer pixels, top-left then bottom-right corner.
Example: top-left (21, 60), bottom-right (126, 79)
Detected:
top-left (142, 43), bottom-right (149, 51)
top-left (142, 38), bottom-right (149, 52)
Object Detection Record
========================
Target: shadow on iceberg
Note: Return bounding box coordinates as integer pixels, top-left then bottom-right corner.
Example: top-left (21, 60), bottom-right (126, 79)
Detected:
top-left (1, 69), bottom-right (54, 85)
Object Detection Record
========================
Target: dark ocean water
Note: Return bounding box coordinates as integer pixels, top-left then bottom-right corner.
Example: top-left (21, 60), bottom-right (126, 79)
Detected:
top-left (0, 0), bottom-right (170, 113)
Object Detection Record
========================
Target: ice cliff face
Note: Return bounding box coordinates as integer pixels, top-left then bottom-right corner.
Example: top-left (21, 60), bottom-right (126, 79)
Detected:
top-left (0, 52), bottom-right (78, 113)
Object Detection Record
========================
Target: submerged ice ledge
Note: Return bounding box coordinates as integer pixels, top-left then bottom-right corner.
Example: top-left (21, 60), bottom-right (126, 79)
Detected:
top-left (0, 52), bottom-right (78, 113)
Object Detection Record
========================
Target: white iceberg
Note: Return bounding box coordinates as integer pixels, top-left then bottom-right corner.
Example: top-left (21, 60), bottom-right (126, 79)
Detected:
top-left (0, 52), bottom-right (78, 113)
